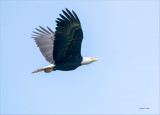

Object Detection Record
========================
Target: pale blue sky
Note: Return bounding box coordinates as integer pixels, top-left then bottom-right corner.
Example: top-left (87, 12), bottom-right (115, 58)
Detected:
top-left (0, 0), bottom-right (159, 114)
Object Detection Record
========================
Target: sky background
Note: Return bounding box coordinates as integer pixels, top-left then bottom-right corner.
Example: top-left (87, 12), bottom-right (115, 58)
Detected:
top-left (0, 0), bottom-right (159, 114)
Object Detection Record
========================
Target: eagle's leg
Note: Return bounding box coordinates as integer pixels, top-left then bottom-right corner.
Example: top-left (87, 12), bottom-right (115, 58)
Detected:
top-left (44, 68), bottom-right (53, 73)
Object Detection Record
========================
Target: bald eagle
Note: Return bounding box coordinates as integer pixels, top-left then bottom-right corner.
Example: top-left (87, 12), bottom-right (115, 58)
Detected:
top-left (32, 8), bottom-right (98, 73)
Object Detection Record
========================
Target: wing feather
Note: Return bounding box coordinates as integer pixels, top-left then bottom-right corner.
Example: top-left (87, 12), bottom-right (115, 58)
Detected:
top-left (32, 8), bottom-right (83, 65)
top-left (32, 27), bottom-right (55, 64)
top-left (53, 8), bottom-right (83, 64)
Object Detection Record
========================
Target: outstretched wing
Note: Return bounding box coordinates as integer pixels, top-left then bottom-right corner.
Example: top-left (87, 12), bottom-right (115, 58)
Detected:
top-left (54, 8), bottom-right (83, 64)
top-left (32, 26), bottom-right (55, 64)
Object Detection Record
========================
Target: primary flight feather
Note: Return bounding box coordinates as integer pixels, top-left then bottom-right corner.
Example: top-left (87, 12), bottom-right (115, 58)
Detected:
top-left (32, 8), bottom-right (98, 73)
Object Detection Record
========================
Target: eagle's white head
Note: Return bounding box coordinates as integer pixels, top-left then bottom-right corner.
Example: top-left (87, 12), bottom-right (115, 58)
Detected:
top-left (81, 57), bottom-right (98, 65)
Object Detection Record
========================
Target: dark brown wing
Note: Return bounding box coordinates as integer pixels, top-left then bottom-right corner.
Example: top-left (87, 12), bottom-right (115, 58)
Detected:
top-left (53, 8), bottom-right (83, 64)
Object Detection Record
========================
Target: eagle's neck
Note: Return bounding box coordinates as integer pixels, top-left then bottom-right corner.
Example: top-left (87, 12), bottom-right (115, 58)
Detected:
top-left (81, 57), bottom-right (93, 65)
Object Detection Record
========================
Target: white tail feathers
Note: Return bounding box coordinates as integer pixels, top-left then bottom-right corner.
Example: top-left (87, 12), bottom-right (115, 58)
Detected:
top-left (32, 64), bottom-right (55, 74)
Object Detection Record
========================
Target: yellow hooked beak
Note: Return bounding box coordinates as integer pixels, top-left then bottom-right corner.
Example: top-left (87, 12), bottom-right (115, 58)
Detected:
top-left (92, 58), bottom-right (98, 61)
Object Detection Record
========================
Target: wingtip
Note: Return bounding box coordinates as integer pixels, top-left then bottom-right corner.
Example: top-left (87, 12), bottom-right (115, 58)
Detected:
top-left (65, 8), bottom-right (69, 11)
top-left (62, 10), bottom-right (66, 15)
top-left (72, 10), bottom-right (75, 14)
top-left (39, 26), bottom-right (42, 29)
top-left (62, 9), bottom-right (65, 12)
top-left (47, 26), bottom-right (54, 34)
top-left (59, 13), bottom-right (62, 17)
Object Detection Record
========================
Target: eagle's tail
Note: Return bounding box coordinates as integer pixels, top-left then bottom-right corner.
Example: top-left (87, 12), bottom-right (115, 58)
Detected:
top-left (32, 68), bottom-right (45, 73)
top-left (32, 68), bottom-right (53, 73)
top-left (32, 64), bottom-right (55, 74)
